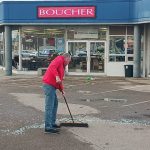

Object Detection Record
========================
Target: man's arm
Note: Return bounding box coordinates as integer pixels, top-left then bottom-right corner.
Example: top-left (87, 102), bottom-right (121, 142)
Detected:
top-left (49, 57), bottom-right (62, 79)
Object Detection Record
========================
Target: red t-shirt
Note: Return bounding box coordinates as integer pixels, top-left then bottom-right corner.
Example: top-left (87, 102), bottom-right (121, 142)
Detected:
top-left (42, 55), bottom-right (65, 90)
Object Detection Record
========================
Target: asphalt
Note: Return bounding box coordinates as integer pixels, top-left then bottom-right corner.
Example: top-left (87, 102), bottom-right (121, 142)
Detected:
top-left (0, 69), bottom-right (150, 150)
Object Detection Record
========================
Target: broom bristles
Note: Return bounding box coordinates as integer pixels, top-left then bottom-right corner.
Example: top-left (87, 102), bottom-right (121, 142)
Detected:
top-left (60, 122), bottom-right (89, 127)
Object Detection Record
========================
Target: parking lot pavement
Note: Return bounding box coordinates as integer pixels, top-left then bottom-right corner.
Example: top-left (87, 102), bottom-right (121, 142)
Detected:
top-left (0, 75), bottom-right (150, 150)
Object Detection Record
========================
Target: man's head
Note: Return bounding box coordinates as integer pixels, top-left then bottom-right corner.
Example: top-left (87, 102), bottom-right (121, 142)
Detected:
top-left (63, 53), bottom-right (71, 66)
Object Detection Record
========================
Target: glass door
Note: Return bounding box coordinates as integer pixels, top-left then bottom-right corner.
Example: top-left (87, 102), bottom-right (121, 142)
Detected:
top-left (67, 41), bottom-right (105, 75)
top-left (67, 41), bottom-right (87, 73)
top-left (90, 41), bottom-right (105, 73)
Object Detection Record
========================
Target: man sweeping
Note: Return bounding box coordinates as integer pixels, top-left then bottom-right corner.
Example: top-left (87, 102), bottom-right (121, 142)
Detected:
top-left (42, 53), bottom-right (71, 133)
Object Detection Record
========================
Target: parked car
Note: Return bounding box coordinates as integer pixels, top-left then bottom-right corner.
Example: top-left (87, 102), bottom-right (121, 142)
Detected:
top-left (29, 51), bottom-right (38, 57)
top-left (39, 49), bottom-right (56, 57)
top-left (21, 50), bottom-right (31, 57)
top-left (78, 51), bottom-right (87, 57)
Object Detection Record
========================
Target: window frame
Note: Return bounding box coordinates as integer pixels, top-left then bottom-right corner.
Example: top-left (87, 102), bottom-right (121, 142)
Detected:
top-left (108, 26), bottom-right (134, 62)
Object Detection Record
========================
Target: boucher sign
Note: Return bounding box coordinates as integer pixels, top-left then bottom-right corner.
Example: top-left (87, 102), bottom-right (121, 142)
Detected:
top-left (38, 6), bottom-right (95, 18)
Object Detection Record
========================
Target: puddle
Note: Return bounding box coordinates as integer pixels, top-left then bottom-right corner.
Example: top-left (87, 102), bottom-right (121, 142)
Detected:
top-left (134, 128), bottom-right (144, 130)
top-left (80, 98), bottom-right (127, 103)
top-left (104, 98), bottom-right (127, 103)
top-left (143, 114), bottom-right (150, 118)
top-left (80, 98), bottom-right (103, 102)
top-left (78, 90), bottom-right (91, 94)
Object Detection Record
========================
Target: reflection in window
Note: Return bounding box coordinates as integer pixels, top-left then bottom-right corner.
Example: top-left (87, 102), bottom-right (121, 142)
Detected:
top-left (109, 56), bottom-right (115, 62)
top-left (109, 26), bottom-right (134, 63)
top-left (22, 27), bottom-right (65, 54)
top-left (128, 57), bottom-right (133, 61)
top-left (127, 26), bottom-right (134, 35)
top-left (109, 56), bottom-right (125, 62)
top-left (116, 56), bottom-right (125, 62)
top-left (109, 36), bottom-right (125, 62)
top-left (67, 26), bottom-right (107, 40)
top-left (127, 36), bottom-right (134, 54)
top-left (109, 26), bottom-right (126, 35)
top-left (0, 32), bottom-right (4, 66)
top-left (141, 34), bottom-right (144, 61)
top-left (90, 42), bottom-right (105, 72)
top-left (12, 30), bottom-right (19, 55)
top-left (109, 36), bottom-right (125, 54)
top-left (98, 27), bottom-right (107, 40)
top-left (68, 42), bottom-right (87, 73)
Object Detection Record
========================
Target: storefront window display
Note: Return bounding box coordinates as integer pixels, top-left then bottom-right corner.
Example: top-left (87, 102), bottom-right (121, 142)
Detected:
top-left (12, 26), bottom-right (66, 70)
top-left (21, 26), bottom-right (65, 55)
top-left (10, 25), bottom-right (107, 72)
top-left (67, 26), bottom-right (107, 73)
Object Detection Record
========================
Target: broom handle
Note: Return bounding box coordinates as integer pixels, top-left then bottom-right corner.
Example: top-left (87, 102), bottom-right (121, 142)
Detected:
top-left (62, 93), bottom-right (75, 123)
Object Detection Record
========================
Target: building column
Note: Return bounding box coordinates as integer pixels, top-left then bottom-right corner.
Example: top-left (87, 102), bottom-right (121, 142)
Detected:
top-left (4, 26), bottom-right (12, 76)
top-left (43, 38), bottom-right (47, 49)
top-left (18, 27), bottom-right (22, 71)
top-left (133, 25), bottom-right (141, 77)
top-left (145, 24), bottom-right (150, 77)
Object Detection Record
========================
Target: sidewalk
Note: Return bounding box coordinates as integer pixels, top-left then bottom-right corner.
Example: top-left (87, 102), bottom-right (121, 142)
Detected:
top-left (0, 67), bottom-right (150, 84)
top-left (126, 77), bottom-right (150, 84)
top-left (0, 68), bottom-right (5, 76)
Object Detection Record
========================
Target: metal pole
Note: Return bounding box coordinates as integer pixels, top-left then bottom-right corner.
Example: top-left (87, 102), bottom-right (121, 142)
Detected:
top-left (133, 25), bottom-right (141, 77)
top-left (5, 26), bottom-right (12, 76)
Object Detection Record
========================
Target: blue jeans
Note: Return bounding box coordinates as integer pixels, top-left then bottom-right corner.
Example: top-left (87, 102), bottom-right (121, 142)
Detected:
top-left (43, 84), bottom-right (58, 130)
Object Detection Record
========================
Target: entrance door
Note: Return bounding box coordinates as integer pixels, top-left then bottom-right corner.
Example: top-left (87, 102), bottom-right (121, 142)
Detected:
top-left (67, 41), bottom-right (105, 75)
top-left (67, 41), bottom-right (87, 74)
top-left (90, 41), bottom-right (105, 73)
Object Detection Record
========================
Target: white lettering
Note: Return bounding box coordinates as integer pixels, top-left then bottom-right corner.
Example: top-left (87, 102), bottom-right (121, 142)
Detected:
top-left (72, 9), bottom-right (80, 15)
top-left (64, 9), bottom-right (71, 15)
top-left (87, 9), bottom-right (93, 15)
top-left (38, 7), bottom-right (95, 17)
top-left (46, 9), bottom-right (55, 15)
top-left (55, 9), bottom-right (63, 15)
top-left (80, 9), bottom-right (87, 15)
top-left (39, 9), bottom-right (45, 15)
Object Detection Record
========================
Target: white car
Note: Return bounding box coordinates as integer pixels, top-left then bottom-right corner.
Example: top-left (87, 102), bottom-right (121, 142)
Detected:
top-left (39, 49), bottom-right (56, 57)
top-left (29, 51), bottom-right (38, 57)
top-left (21, 50), bottom-right (31, 57)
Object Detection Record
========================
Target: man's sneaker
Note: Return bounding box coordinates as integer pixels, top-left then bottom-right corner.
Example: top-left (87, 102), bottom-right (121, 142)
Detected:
top-left (44, 128), bottom-right (60, 134)
top-left (53, 124), bottom-right (61, 128)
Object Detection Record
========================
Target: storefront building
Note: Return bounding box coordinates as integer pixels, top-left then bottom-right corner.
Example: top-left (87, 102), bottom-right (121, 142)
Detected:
top-left (0, 0), bottom-right (150, 77)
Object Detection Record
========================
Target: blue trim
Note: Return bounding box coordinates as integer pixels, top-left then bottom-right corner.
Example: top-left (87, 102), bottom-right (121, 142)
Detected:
top-left (0, 0), bottom-right (150, 24)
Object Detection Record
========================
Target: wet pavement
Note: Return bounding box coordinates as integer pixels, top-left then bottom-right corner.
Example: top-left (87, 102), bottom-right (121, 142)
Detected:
top-left (0, 72), bottom-right (150, 150)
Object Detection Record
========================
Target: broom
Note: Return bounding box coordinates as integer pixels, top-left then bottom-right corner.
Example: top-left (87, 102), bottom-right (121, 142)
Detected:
top-left (60, 91), bottom-right (89, 128)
